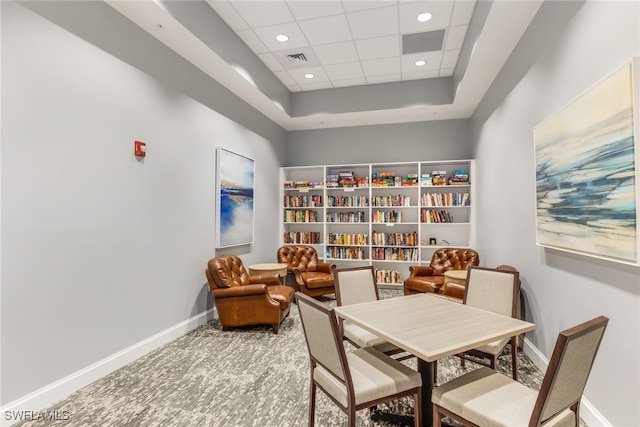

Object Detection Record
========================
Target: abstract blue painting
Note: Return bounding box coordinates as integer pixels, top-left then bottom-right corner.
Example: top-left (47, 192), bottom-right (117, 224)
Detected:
top-left (535, 60), bottom-right (638, 264)
top-left (216, 148), bottom-right (254, 248)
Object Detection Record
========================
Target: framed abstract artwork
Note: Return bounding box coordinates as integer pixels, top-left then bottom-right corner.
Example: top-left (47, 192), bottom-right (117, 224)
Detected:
top-left (216, 147), bottom-right (255, 248)
top-left (534, 58), bottom-right (639, 265)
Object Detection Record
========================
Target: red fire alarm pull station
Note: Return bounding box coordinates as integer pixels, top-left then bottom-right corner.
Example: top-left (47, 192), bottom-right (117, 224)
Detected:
top-left (134, 141), bottom-right (146, 157)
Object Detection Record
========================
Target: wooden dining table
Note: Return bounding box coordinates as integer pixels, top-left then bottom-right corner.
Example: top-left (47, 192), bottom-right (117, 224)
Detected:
top-left (334, 293), bottom-right (536, 427)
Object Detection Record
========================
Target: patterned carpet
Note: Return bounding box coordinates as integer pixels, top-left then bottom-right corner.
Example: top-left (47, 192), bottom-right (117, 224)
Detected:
top-left (14, 291), bottom-right (575, 427)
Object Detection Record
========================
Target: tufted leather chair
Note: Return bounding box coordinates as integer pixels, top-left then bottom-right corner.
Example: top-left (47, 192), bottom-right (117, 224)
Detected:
top-left (403, 248), bottom-right (479, 296)
top-left (205, 255), bottom-right (294, 334)
top-left (277, 245), bottom-right (336, 297)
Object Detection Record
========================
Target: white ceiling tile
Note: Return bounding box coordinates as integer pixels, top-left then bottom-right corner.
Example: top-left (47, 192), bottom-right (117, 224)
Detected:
top-left (324, 62), bottom-right (365, 80)
top-left (274, 70), bottom-right (297, 86)
top-left (257, 52), bottom-right (285, 71)
top-left (332, 77), bottom-right (368, 87)
top-left (439, 68), bottom-right (454, 77)
top-left (366, 74), bottom-right (401, 84)
top-left (401, 51), bottom-right (442, 73)
top-left (230, 1), bottom-right (294, 28)
top-left (450, 0), bottom-right (476, 26)
top-left (236, 29), bottom-right (269, 53)
top-left (343, 1), bottom-right (398, 13)
top-left (206, 0), bottom-right (248, 30)
top-left (299, 15), bottom-right (352, 45)
top-left (286, 0), bottom-right (345, 20)
top-left (441, 49), bottom-right (459, 69)
top-left (288, 85), bottom-right (303, 92)
top-left (347, 6), bottom-right (399, 40)
top-left (355, 35), bottom-right (400, 60)
top-left (253, 23), bottom-right (309, 51)
top-left (298, 81), bottom-right (334, 90)
top-left (313, 41), bottom-right (358, 65)
top-left (399, 1), bottom-right (454, 33)
top-left (290, 66), bottom-right (329, 84)
top-left (403, 69), bottom-right (440, 80)
top-left (444, 25), bottom-right (467, 50)
top-left (361, 57), bottom-right (401, 77)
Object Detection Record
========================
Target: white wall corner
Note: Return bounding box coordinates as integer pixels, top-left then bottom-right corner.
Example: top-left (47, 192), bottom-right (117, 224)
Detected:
top-left (0, 309), bottom-right (216, 427)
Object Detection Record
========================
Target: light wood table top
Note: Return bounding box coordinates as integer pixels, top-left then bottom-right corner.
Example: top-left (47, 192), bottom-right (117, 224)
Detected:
top-left (248, 263), bottom-right (288, 285)
top-left (334, 293), bottom-right (535, 363)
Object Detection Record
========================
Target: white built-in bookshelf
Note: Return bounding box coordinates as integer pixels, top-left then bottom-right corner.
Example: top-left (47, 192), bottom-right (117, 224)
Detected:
top-left (280, 160), bottom-right (476, 290)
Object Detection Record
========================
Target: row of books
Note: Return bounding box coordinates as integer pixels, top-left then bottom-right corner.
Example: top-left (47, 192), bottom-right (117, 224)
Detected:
top-left (449, 169), bottom-right (469, 185)
top-left (283, 232), bottom-right (321, 244)
top-left (371, 231), bottom-right (418, 247)
top-left (326, 171), bottom-right (369, 188)
top-left (326, 247), bottom-right (366, 260)
top-left (371, 247), bottom-right (419, 261)
top-left (421, 192), bottom-right (470, 207)
top-left (421, 209), bottom-right (454, 223)
top-left (283, 210), bottom-right (318, 223)
top-left (326, 233), bottom-right (368, 245)
top-left (327, 195), bottom-right (369, 207)
top-left (326, 211), bottom-right (367, 223)
top-left (371, 195), bottom-right (411, 207)
top-left (283, 195), bottom-right (323, 208)
top-left (283, 180), bottom-right (324, 189)
top-left (371, 210), bottom-right (403, 223)
top-left (375, 269), bottom-right (402, 284)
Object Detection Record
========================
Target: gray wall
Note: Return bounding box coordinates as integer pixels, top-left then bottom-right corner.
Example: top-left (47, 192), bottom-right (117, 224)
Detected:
top-left (1, 1), bottom-right (285, 404)
top-left (471, 1), bottom-right (639, 426)
top-left (286, 119), bottom-right (471, 166)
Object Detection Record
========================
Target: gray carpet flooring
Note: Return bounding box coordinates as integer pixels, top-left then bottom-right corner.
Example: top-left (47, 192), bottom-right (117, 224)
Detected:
top-left (14, 291), bottom-right (583, 427)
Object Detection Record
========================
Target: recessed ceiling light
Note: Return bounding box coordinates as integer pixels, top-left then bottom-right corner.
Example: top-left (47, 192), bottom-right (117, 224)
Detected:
top-left (417, 12), bottom-right (433, 22)
top-left (304, 73), bottom-right (315, 79)
top-left (414, 60), bottom-right (427, 67)
top-left (275, 34), bottom-right (289, 42)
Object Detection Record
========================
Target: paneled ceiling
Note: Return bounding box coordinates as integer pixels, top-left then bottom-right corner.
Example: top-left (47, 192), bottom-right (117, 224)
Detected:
top-left (107, 0), bottom-right (544, 130)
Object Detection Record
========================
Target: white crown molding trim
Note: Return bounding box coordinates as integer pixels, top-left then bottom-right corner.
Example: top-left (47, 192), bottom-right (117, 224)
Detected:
top-left (523, 337), bottom-right (612, 427)
top-left (0, 309), bottom-right (215, 427)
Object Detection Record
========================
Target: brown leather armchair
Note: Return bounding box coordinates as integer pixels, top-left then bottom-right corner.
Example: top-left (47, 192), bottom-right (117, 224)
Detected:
top-left (205, 255), bottom-right (294, 334)
top-left (403, 248), bottom-right (479, 296)
top-left (276, 245), bottom-right (336, 297)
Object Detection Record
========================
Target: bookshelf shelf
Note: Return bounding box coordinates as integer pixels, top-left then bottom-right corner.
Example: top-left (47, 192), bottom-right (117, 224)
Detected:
top-left (281, 160), bottom-right (475, 289)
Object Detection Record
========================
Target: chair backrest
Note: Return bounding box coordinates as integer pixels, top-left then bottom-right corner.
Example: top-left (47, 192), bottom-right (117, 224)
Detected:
top-left (206, 255), bottom-right (250, 289)
top-left (296, 292), bottom-right (349, 384)
top-left (463, 266), bottom-right (519, 318)
top-left (277, 245), bottom-right (319, 273)
top-left (429, 248), bottom-right (480, 275)
top-left (334, 266), bottom-right (379, 307)
top-left (530, 316), bottom-right (609, 426)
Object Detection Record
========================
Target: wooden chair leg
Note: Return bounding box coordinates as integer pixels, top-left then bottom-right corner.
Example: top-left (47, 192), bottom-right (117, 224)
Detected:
top-left (308, 378), bottom-right (316, 427)
top-left (272, 323), bottom-right (279, 334)
top-left (414, 389), bottom-right (422, 427)
top-left (511, 337), bottom-right (518, 380)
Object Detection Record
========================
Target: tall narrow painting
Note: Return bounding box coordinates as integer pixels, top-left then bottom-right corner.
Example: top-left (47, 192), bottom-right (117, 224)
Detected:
top-left (534, 59), bottom-right (639, 265)
top-left (216, 148), bottom-right (255, 248)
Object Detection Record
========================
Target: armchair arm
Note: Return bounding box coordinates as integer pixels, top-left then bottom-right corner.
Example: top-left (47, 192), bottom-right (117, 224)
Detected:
top-left (315, 262), bottom-right (336, 275)
top-left (408, 265), bottom-right (435, 277)
top-left (211, 284), bottom-right (269, 299)
top-left (249, 273), bottom-right (281, 286)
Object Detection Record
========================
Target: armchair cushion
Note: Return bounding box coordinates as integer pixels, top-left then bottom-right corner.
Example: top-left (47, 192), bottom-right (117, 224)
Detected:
top-left (404, 248), bottom-right (479, 296)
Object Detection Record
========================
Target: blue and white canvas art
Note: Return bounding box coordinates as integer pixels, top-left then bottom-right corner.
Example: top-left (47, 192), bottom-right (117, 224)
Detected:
top-left (216, 148), bottom-right (254, 248)
top-left (535, 60), bottom-right (638, 264)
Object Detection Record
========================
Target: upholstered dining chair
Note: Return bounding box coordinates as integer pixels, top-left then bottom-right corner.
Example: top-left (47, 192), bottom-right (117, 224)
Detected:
top-left (334, 266), bottom-right (412, 360)
top-left (277, 245), bottom-right (336, 297)
top-left (295, 292), bottom-right (423, 427)
top-left (432, 315), bottom-right (609, 427)
top-left (459, 266), bottom-right (521, 379)
top-left (205, 255), bottom-right (294, 334)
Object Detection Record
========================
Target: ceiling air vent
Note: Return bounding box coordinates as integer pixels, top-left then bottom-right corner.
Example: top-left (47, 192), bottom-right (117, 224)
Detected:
top-left (286, 53), bottom-right (308, 65)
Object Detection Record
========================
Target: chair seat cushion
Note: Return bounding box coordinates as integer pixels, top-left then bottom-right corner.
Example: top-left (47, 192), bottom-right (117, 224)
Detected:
top-left (266, 285), bottom-right (294, 309)
top-left (433, 367), bottom-right (575, 427)
top-left (314, 347), bottom-right (421, 408)
top-left (343, 323), bottom-right (400, 354)
top-left (404, 276), bottom-right (444, 293)
top-left (300, 271), bottom-right (334, 289)
top-left (473, 338), bottom-right (510, 356)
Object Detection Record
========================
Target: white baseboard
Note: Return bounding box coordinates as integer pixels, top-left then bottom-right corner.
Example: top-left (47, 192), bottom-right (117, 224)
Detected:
top-left (523, 337), bottom-right (612, 427)
top-left (1, 309), bottom-right (216, 427)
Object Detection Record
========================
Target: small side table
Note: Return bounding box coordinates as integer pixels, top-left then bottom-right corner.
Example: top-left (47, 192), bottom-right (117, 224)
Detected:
top-left (443, 269), bottom-right (468, 286)
top-left (248, 263), bottom-right (288, 285)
